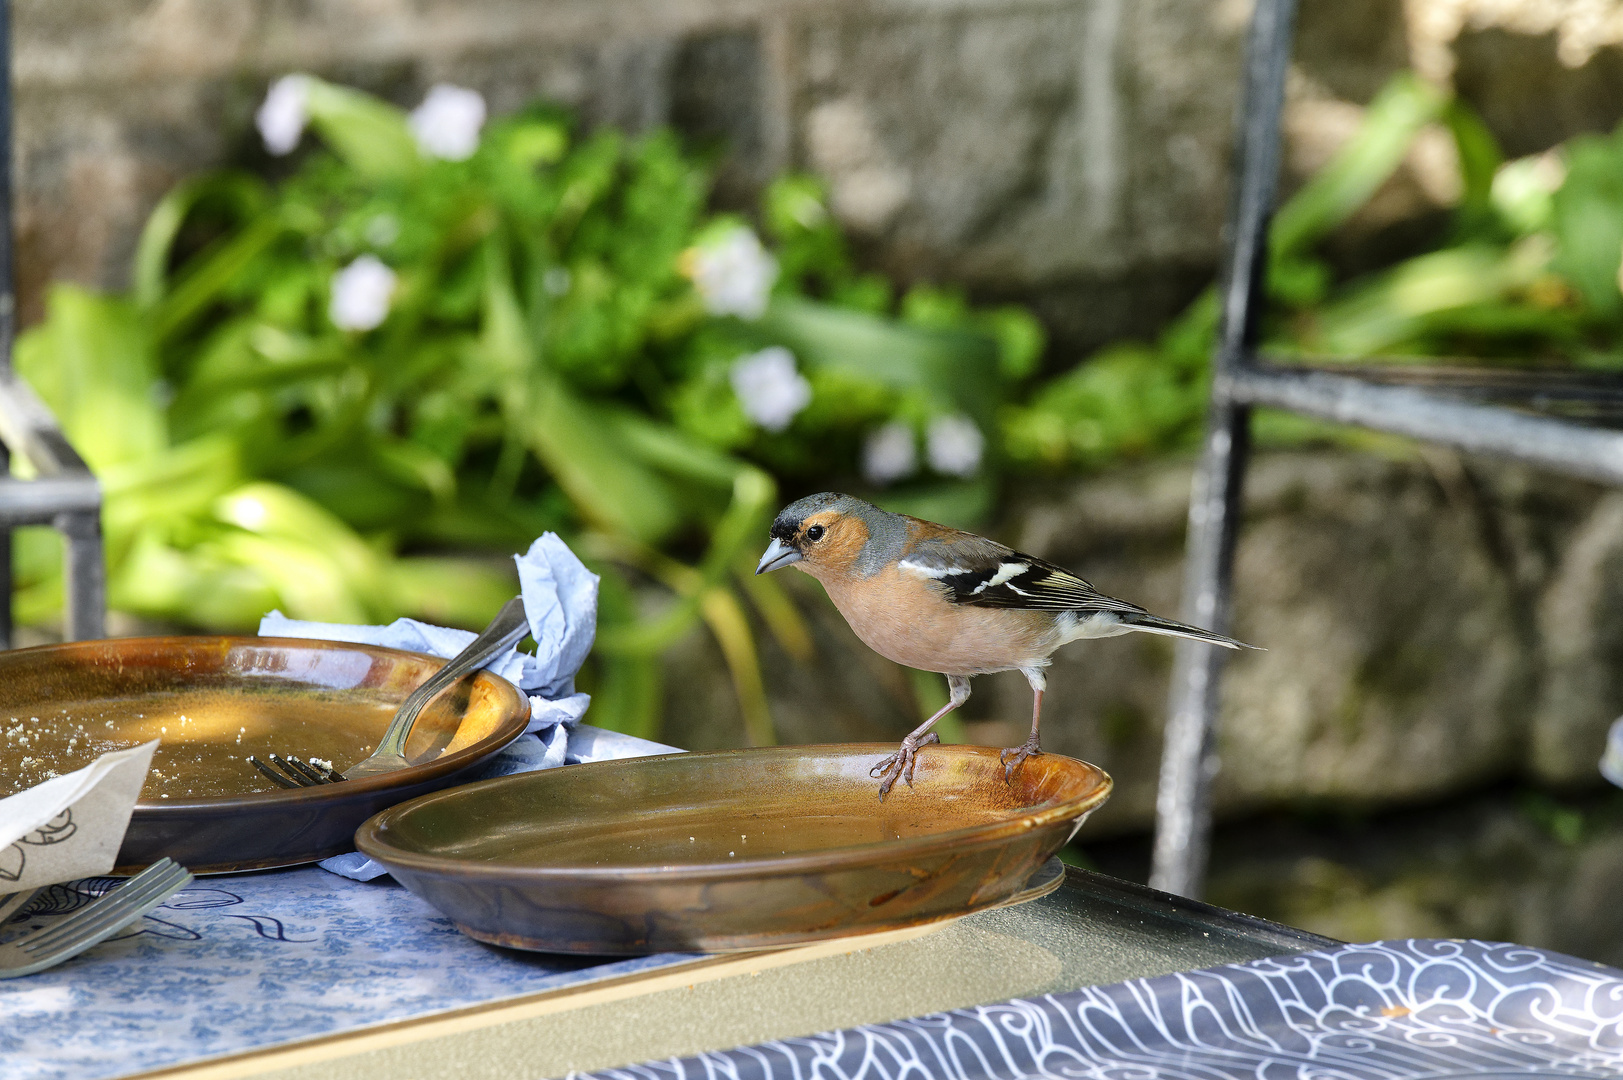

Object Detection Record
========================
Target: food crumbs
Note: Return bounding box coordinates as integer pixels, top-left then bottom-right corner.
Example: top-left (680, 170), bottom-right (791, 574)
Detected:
top-left (1381, 1006), bottom-right (1411, 1018)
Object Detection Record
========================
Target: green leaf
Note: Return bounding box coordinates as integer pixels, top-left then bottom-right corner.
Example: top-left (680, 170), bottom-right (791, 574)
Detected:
top-left (1443, 99), bottom-right (1503, 229)
top-left (14, 285), bottom-right (166, 470)
top-left (212, 481), bottom-right (390, 613)
top-left (758, 297), bottom-right (1001, 427)
top-left (1493, 153), bottom-right (1563, 237)
top-left (1311, 239), bottom-right (1552, 354)
top-left (133, 172), bottom-right (271, 309)
top-left (385, 556), bottom-right (517, 630)
top-left (302, 79), bottom-right (422, 182)
top-left (479, 233), bottom-right (684, 542)
top-left (100, 435), bottom-right (243, 541)
top-left (1552, 131), bottom-right (1623, 318)
top-left (1271, 73), bottom-right (1449, 259)
top-left (109, 526), bottom-right (280, 630)
top-left (149, 216), bottom-right (288, 343)
top-left (523, 378), bottom-right (682, 542)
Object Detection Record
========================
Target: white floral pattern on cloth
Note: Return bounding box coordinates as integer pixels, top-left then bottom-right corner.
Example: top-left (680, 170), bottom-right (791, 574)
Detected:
top-left (591, 939), bottom-right (1623, 1080)
top-left (0, 846), bottom-right (699, 1080)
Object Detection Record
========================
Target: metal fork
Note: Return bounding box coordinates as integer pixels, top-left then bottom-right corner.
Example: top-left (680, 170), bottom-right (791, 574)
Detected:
top-left (248, 595), bottom-right (531, 787)
top-left (0, 859), bottom-right (193, 978)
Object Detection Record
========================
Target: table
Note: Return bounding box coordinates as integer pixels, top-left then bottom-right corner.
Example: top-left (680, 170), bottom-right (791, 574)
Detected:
top-left (9, 865), bottom-right (1622, 1080)
top-left (0, 863), bottom-right (1324, 1080)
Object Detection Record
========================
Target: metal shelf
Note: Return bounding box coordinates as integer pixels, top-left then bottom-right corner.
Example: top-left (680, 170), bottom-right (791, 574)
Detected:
top-left (1230, 362), bottom-right (1623, 483)
top-left (1148, 0), bottom-right (1620, 896)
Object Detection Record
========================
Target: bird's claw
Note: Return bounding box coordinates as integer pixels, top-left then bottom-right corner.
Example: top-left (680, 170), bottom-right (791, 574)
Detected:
top-left (999, 738), bottom-right (1042, 783)
top-left (870, 733), bottom-right (941, 799)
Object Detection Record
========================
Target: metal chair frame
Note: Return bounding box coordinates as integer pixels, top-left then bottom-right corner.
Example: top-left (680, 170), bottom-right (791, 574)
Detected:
top-left (1150, 0), bottom-right (1623, 896)
top-left (0, 1), bottom-right (105, 647)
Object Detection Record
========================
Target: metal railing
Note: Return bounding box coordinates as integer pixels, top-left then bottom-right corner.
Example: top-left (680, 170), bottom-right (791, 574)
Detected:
top-left (1149, 0), bottom-right (1623, 896)
top-left (0, 0), bottom-right (105, 647)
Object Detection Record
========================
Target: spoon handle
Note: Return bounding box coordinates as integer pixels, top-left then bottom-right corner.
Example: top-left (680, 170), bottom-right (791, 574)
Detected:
top-left (371, 596), bottom-right (531, 762)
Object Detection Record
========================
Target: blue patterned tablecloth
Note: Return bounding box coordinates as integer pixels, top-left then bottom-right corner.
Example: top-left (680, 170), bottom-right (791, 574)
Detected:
top-left (0, 868), bottom-right (700, 1080)
top-left (595, 939), bottom-right (1623, 1080)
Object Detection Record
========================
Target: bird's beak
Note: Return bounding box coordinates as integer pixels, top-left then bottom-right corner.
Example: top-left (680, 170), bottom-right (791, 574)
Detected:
top-left (755, 538), bottom-right (803, 575)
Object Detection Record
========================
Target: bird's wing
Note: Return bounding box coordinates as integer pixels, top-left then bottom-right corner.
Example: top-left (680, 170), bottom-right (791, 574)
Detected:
top-left (897, 530), bottom-right (1147, 615)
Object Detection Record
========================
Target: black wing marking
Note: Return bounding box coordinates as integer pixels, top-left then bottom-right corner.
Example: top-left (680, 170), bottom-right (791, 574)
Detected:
top-left (903, 551), bottom-right (1149, 615)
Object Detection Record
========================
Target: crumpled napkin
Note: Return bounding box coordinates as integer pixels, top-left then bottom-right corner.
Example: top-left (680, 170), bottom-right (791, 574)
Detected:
top-left (1603, 717), bottom-right (1623, 789)
top-left (262, 533), bottom-right (599, 732)
top-left (259, 532), bottom-right (677, 881)
top-left (0, 742), bottom-right (157, 892)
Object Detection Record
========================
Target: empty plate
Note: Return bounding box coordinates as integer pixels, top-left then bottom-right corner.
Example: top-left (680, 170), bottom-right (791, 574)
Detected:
top-left (0, 636), bottom-right (533, 873)
top-left (355, 743), bottom-right (1112, 954)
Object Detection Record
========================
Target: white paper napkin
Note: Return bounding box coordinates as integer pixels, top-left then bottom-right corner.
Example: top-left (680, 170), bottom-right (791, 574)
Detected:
top-left (258, 533), bottom-right (678, 880)
top-left (0, 741), bottom-right (158, 892)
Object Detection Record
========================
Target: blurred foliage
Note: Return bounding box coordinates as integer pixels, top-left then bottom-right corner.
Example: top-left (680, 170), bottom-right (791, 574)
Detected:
top-left (1003, 72), bottom-right (1623, 472)
top-left (26, 67), bottom-right (1623, 743)
top-left (14, 79), bottom-right (1041, 742)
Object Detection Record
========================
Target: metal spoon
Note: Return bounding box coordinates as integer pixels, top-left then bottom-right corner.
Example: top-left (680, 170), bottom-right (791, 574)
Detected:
top-left (249, 596), bottom-right (531, 785)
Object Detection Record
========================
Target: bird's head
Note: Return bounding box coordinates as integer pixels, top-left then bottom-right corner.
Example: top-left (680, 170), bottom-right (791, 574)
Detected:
top-left (755, 492), bottom-right (893, 580)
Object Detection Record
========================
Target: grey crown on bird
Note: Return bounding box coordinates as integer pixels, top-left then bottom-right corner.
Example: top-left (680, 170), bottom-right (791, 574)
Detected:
top-left (755, 492), bottom-right (1257, 798)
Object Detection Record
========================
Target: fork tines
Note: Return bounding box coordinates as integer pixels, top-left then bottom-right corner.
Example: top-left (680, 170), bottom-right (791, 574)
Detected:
top-left (248, 753), bottom-right (346, 787)
top-left (0, 858), bottom-right (194, 979)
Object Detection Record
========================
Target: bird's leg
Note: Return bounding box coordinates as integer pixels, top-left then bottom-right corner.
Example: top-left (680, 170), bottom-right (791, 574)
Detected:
top-left (871, 674), bottom-right (971, 799)
top-left (1000, 667), bottom-right (1047, 782)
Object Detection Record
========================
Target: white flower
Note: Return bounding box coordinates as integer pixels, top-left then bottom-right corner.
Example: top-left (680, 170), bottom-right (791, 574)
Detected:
top-left (329, 255), bottom-right (397, 331)
top-left (730, 347), bottom-right (811, 432)
top-left (409, 84), bottom-right (487, 162)
top-left (686, 227), bottom-right (778, 320)
top-left (927, 414), bottom-right (984, 477)
top-left (256, 75), bottom-right (311, 156)
top-left (1604, 717), bottom-right (1623, 788)
top-left (862, 422), bottom-right (918, 485)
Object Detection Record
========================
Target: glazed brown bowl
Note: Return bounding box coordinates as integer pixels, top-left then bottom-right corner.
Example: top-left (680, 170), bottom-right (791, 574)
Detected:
top-left (0, 636), bottom-right (532, 873)
top-left (355, 744), bottom-right (1112, 954)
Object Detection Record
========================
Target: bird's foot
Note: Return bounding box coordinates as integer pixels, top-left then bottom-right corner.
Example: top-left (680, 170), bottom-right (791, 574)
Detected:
top-left (999, 737), bottom-right (1042, 783)
top-left (870, 733), bottom-right (941, 800)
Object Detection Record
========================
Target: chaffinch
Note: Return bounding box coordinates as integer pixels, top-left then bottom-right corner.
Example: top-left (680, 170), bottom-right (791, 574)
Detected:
top-left (755, 492), bottom-right (1255, 797)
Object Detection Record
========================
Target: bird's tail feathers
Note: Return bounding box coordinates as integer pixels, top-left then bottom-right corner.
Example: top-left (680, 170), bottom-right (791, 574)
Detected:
top-left (1121, 613), bottom-right (1259, 650)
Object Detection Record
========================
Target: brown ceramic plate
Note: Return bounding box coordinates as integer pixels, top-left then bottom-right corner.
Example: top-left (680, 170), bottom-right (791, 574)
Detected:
top-left (0, 637), bottom-right (532, 873)
top-left (355, 744), bottom-right (1111, 955)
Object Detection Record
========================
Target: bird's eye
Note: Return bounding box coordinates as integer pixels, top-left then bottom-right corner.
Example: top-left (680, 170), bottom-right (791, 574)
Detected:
top-left (806, 525), bottom-right (826, 542)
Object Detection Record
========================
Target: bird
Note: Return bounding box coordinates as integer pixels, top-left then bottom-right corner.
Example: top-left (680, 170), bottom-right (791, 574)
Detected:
top-left (755, 492), bottom-right (1257, 798)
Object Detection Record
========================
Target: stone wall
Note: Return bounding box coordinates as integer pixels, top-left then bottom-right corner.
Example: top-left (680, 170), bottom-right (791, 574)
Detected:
top-left (666, 449), bottom-right (1623, 835)
top-left (19, 0), bottom-right (1244, 353)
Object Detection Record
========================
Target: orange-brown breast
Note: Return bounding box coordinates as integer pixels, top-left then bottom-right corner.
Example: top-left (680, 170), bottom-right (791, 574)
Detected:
top-left (803, 561), bottom-right (1057, 676)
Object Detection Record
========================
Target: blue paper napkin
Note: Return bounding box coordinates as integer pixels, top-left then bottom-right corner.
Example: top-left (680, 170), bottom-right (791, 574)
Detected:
top-left (257, 532), bottom-right (676, 879)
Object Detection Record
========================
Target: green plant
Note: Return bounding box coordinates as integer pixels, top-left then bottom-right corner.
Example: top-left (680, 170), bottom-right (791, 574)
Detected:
top-left (15, 77), bottom-right (1041, 742)
top-left (1004, 73), bottom-right (1623, 473)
